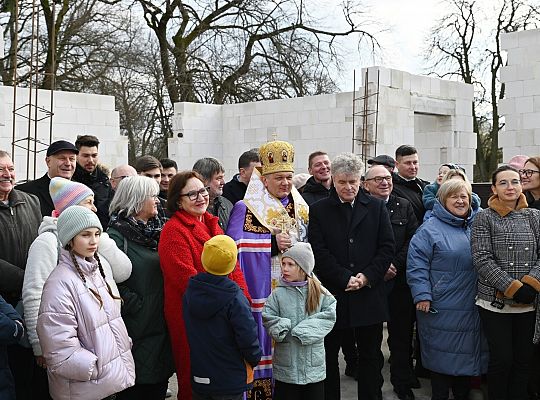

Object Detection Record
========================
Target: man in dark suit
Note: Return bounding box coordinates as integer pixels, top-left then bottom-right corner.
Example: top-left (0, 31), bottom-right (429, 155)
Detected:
top-left (309, 152), bottom-right (394, 400)
top-left (364, 165), bottom-right (418, 400)
top-left (17, 140), bottom-right (78, 217)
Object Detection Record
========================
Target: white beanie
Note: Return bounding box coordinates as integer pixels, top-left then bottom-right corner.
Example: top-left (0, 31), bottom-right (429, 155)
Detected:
top-left (57, 205), bottom-right (102, 247)
top-left (281, 242), bottom-right (315, 277)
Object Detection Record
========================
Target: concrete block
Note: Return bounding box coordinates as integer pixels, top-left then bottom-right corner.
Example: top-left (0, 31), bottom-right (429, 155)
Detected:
top-left (239, 115), bottom-right (251, 130)
top-left (505, 80), bottom-right (524, 98)
top-left (517, 65), bottom-right (535, 81)
top-left (410, 75), bottom-right (430, 95)
top-left (300, 95), bottom-right (318, 111)
top-left (455, 99), bottom-right (472, 116)
top-left (505, 114), bottom-right (521, 130)
top-left (500, 65), bottom-right (517, 83)
top-left (516, 96), bottom-right (534, 114)
top-left (281, 111), bottom-right (299, 126)
top-left (523, 79), bottom-right (540, 97)
top-left (288, 126), bottom-right (301, 141)
top-left (498, 98), bottom-right (516, 115)
top-left (457, 83), bottom-right (474, 100)
top-left (533, 129), bottom-right (540, 145)
top-left (506, 47), bottom-right (526, 66)
top-left (225, 117), bottom-right (240, 131)
top-left (250, 115), bottom-right (263, 129)
top-left (455, 115), bottom-right (473, 132)
top-left (298, 110), bottom-right (316, 125)
top-left (534, 96), bottom-right (540, 112)
top-left (391, 70), bottom-right (403, 89)
top-left (517, 129), bottom-right (534, 146)
top-left (518, 29), bottom-right (540, 48)
top-left (501, 31), bottom-right (519, 50)
top-left (498, 131), bottom-right (516, 148)
top-left (523, 112), bottom-right (540, 129)
top-left (431, 78), bottom-right (441, 96)
top-left (223, 105), bottom-right (235, 118)
top-left (317, 108), bottom-right (333, 124)
top-left (336, 92), bottom-right (353, 108)
top-left (315, 94), bottom-right (337, 110)
top-left (261, 113), bottom-right (275, 127)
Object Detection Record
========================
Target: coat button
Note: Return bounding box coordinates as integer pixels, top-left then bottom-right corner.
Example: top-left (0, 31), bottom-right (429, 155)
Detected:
top-left (349, 238), bottom-right (354, 243)
top-left (508, 246), bottom-right (513, 250)
top-left (350, 263), bottom-right (354, 268)
top-left (509, 262), bottom-right (514, 266)
top-left (390, 210), bottom-right (394, 213)
top-left (525, 247), bottom-right (529, 251)
top-left (525, 263), bottom-right (529, 267)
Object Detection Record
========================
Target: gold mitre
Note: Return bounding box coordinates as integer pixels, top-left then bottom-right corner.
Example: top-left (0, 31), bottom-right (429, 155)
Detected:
top-left (259, 140), bottom-right (295, 175)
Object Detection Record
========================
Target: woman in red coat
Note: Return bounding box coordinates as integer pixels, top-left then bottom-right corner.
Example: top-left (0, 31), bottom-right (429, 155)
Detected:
top-left (158, 171), bottom-right (250, 400)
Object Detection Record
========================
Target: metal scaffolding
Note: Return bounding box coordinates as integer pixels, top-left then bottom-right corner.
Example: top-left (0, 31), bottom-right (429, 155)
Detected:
top-left (352, 69), bottom-right (380, 166)
top-left (11, 0), bottom-right (56, 182)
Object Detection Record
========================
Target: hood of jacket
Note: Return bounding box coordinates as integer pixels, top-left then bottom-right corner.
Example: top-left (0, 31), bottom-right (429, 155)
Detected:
top-left (302, 176), bottom-right (330, 195)
top-left (38, 215), bottom-right (58, 235)
top-left (432, 200), bottom-right (478, 228)
top-left (184, 273), bottom-right (239, 319)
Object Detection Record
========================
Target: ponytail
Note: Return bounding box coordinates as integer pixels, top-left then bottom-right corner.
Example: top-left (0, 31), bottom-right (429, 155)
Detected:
top-left (306, 274), bottom-right (326, 315)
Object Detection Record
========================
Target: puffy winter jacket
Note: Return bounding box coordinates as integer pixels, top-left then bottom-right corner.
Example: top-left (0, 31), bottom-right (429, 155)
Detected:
top-left (262, 280), bottom-right (336, 384)
top-left (23, 216), bottom-right (132, 356)
top-left (37, 250), bottom-right (135, 400)
top-left (407, 201), bottom-right (487, 376)
top-left (183, 273), bottom-right (261, 395)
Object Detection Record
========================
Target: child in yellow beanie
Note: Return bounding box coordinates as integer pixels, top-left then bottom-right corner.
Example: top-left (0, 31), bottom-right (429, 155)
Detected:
top-left (183, 235), bottom-right (261, 400)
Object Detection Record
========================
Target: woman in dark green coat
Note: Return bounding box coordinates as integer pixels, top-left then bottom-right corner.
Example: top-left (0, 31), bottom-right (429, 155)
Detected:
top-left (109, 176), bottom-right (174, 400)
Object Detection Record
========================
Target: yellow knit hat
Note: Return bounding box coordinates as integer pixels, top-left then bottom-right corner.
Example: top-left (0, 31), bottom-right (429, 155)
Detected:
top-left (201, 235), bottom-right (238, 276)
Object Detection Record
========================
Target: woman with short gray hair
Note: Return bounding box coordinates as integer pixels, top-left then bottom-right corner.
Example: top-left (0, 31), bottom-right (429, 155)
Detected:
top-left (108, 176), bottom-right (175, 400)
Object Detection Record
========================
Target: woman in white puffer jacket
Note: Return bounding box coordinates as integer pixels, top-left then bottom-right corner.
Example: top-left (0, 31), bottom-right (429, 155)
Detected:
top-left (22, 177), bottom-right (132, 367)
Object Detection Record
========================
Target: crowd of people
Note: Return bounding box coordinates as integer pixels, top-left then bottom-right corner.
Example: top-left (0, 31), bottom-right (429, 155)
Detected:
top-left (0, 135), bottom-right (539, 400)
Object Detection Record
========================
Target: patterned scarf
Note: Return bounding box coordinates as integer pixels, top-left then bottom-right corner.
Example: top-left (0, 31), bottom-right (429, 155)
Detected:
top-left (109, 211), bottom-right (161, 249)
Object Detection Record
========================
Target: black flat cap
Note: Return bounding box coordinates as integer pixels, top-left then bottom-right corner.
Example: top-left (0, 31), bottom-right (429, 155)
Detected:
top-left (367, 154), bottom-right (396, 169)
top-left (46, 140), bottom-right (78, 157)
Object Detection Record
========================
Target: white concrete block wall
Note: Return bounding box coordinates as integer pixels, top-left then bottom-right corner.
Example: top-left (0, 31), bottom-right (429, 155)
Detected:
top-left (500, 28), bottom-right (540, 162)
top-left (170, 67), bottom-right (475, 181)
top-left (0, 87), bottom-right (125, 181)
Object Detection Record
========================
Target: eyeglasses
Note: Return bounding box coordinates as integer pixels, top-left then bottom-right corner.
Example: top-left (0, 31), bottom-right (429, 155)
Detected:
top-left (496, 179), bottom-right (521, 188)
top-left (144, 173), bottom-right (162, 179)
top-left (364, 176), bottom-right (392, 184)
top-left (518, 169), bottom-right (540, 178)
top-left (147, 194), bottom-right (159, 200)
top-left (179, 187), bottom-right (210, 201)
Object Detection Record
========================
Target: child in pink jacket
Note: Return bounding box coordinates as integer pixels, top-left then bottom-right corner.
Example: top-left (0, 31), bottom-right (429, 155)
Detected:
top-left (37, 206), bottom-right (135, 400)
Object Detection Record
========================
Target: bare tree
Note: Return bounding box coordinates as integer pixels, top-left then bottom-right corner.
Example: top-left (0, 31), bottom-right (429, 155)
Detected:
top-left (135, 0), bottom-right (377, 105)
top-left (424, 0), bottom-right (540, 181)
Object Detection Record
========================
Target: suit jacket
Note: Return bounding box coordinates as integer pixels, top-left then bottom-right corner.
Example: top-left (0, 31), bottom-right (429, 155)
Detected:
top-left (16, 174), bottom-right (54, 217)
top-left (308, 188), bottom-right (394, 328)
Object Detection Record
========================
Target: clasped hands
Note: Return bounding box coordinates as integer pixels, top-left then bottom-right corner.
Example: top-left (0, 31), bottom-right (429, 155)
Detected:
top-left (345, 273), bottom-right (369, 291)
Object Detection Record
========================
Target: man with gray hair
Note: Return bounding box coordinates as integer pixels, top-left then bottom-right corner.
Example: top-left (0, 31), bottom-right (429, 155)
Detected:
top-left (308, 152), bottom-right (394, 400)
top-left (192, 157), bottom-right (234, 231)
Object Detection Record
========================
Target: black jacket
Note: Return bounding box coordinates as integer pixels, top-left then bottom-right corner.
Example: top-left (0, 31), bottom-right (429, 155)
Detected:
top-left (391, 173), bottom-right (429, 222)
top-left (526, 191), bottom-right (540, 210)
top-left (0, 295), bottom-right (24, 400)
top-left (16, 174), bottom-right (54, 217)
top-left (308, 188), bottom-right (394, 328)
top-left (222, 175), bottom-right (247, 206)
top-left (73, 164), bottom-right (114, 228)
top-left (0, 190), bottom-right (41, 304)
top-left (386, 194), bottom-right (418, 287)
top-left (183, 273), bottom-right (261, 395)
top-left (302, 176), bottom-right (331, 206)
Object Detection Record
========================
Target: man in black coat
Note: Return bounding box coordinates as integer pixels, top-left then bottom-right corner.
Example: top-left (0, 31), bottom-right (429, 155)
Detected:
top-left (17, 140), bottom-right (78, 217)
top-left (72, 135), bottom-right (115, 228)
top-left (392, 145), bottom-right (429, 222)
top-left (302, 151), bottom-right (332, 205)
top-left (309, 153), bottom-right (394, 400)
top-left (222, 149), bottom-right (260, 205)
top-left (364, 165), bottom-right (418, 400)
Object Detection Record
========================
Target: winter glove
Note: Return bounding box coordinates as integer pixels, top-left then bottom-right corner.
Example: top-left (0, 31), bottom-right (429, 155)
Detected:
top-left (513, 283), bottom-right (537, 304)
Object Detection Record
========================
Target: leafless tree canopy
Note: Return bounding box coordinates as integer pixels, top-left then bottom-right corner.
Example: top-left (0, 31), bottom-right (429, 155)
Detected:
top-left (424, 0), bottom-right (540, 181)
top-left (0, 0), bottom-right (378, 158)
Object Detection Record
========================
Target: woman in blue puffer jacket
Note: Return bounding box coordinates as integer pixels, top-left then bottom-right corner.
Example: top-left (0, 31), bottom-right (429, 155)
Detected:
top-left (407, 179), bottom-right (487, 400)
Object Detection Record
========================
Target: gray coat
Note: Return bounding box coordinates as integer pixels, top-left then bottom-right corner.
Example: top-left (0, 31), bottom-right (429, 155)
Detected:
top-left (471, 196), bottom-right (540, 343)
top-left (262, 281), bottom-right (336, 385)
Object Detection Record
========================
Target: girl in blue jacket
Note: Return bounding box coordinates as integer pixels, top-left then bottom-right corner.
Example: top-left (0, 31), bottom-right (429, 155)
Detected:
top-left (263, 242), bottom-right (336, 400)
